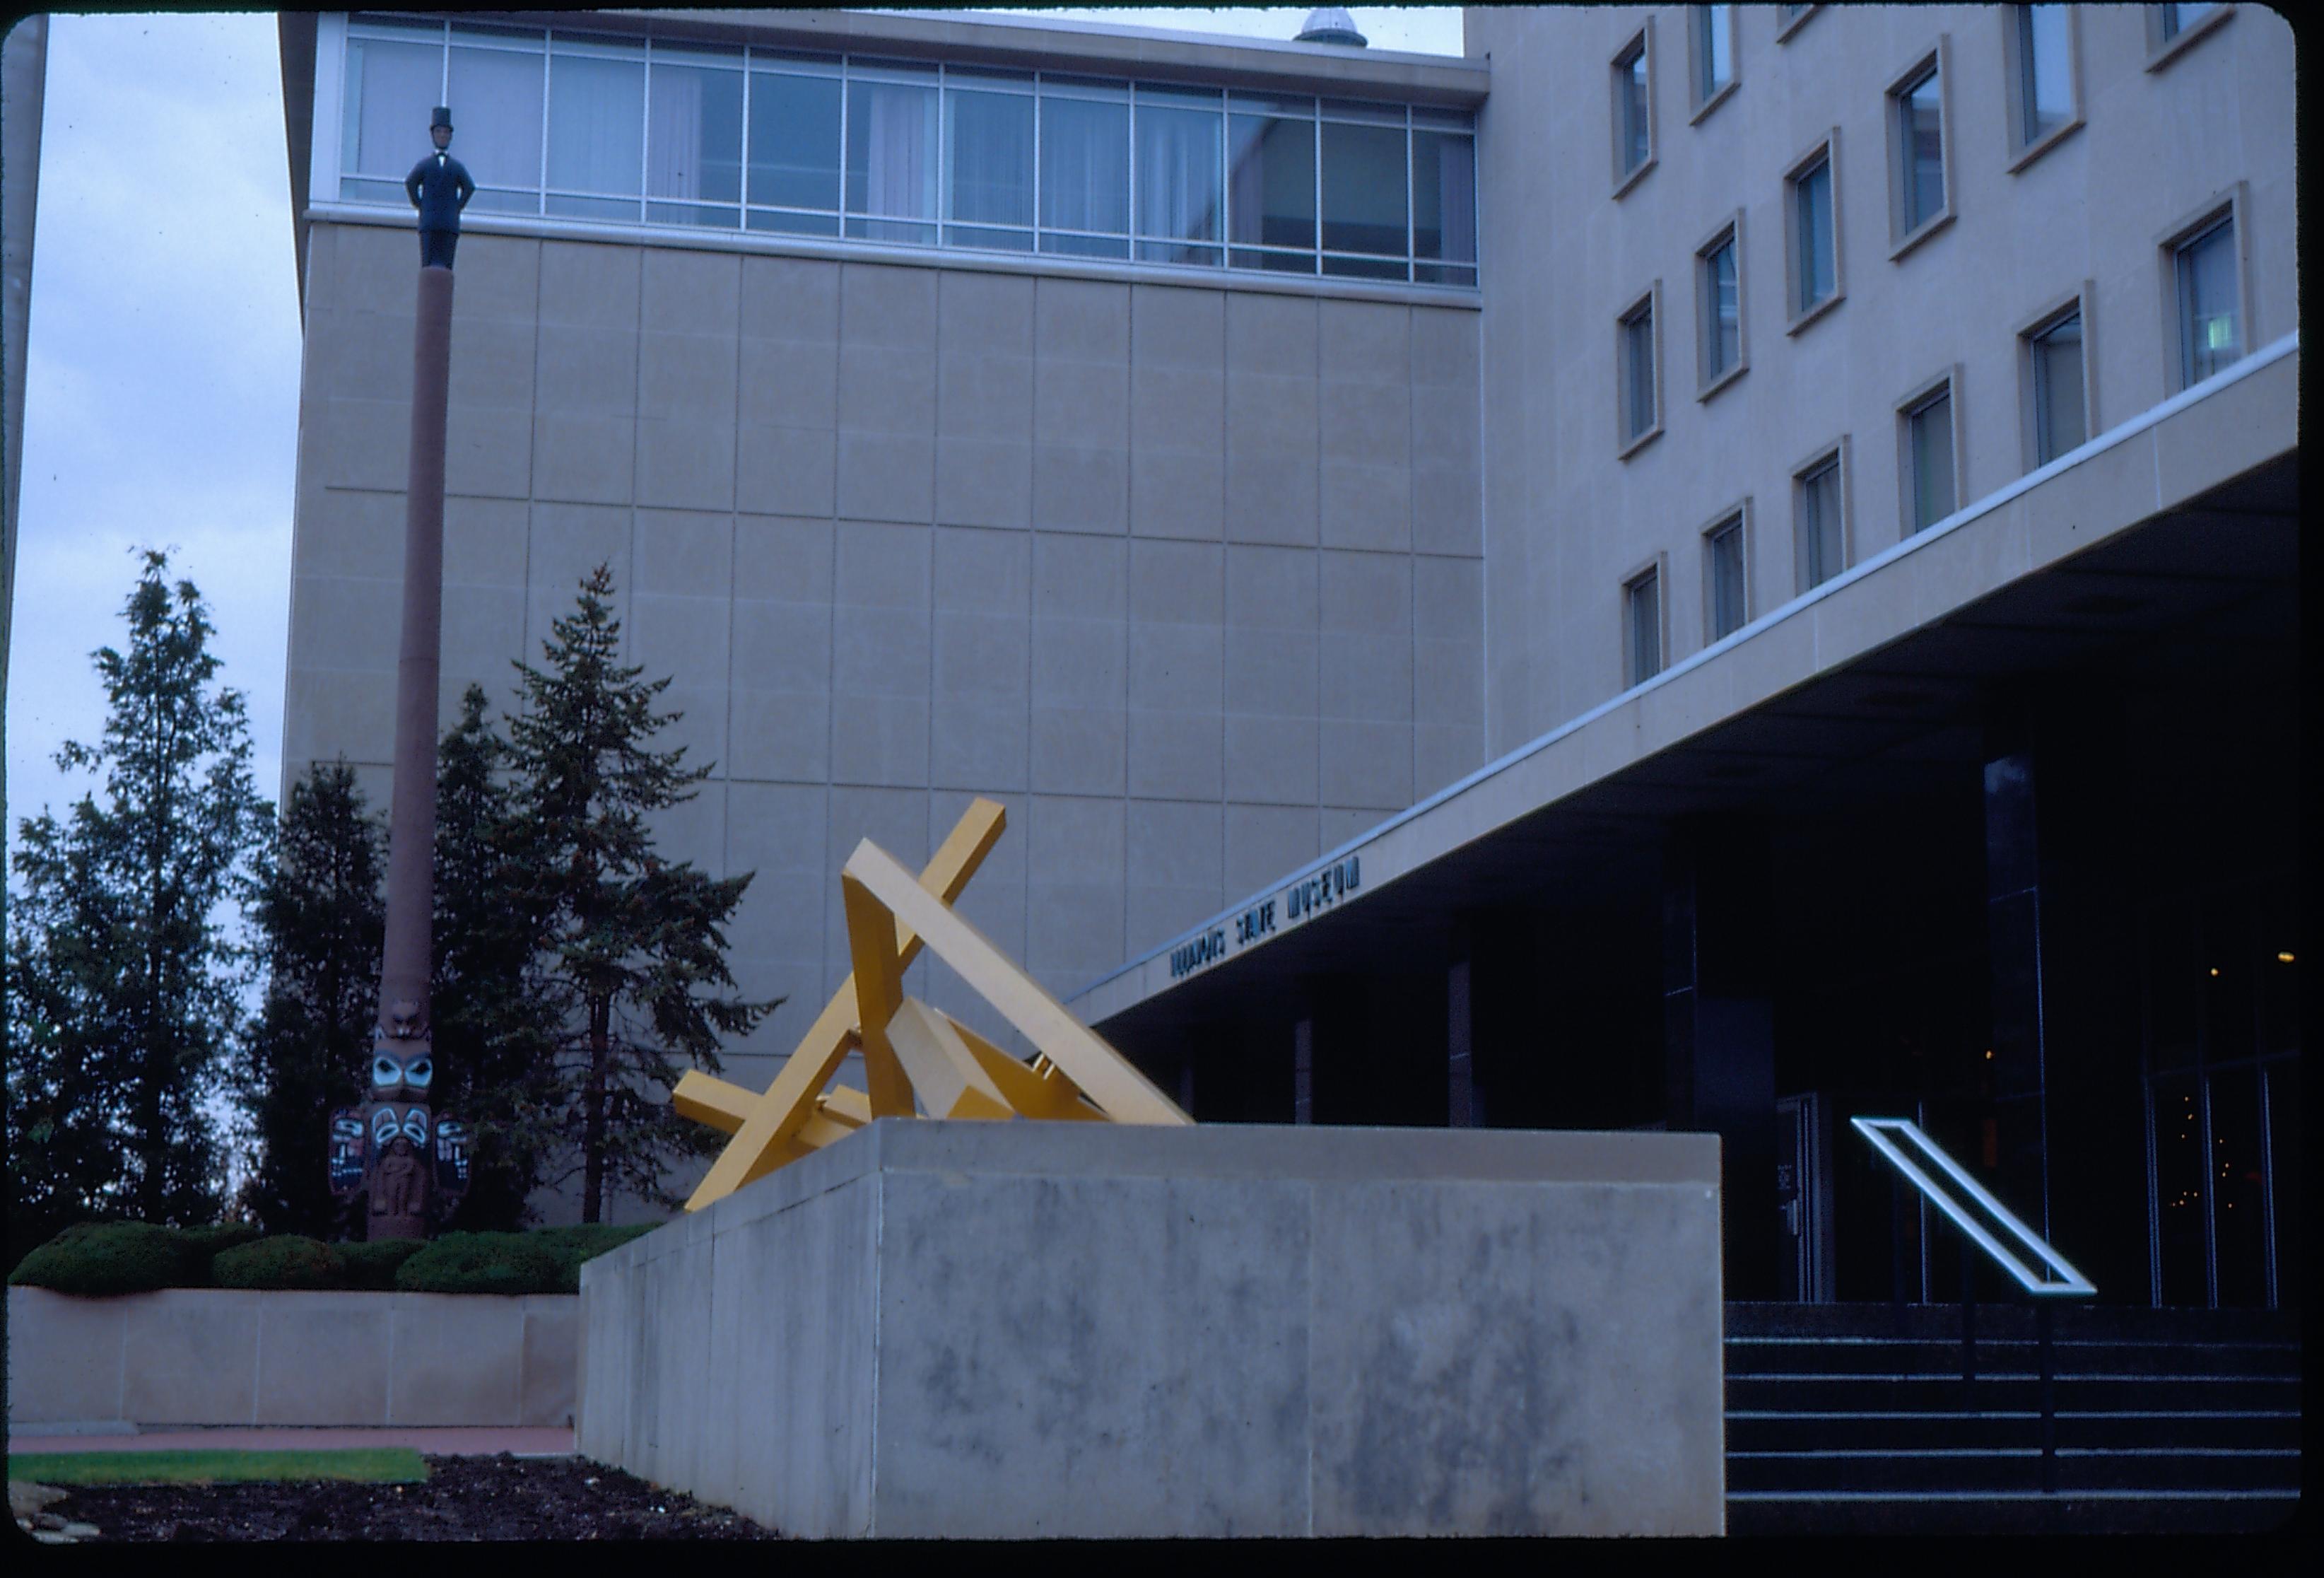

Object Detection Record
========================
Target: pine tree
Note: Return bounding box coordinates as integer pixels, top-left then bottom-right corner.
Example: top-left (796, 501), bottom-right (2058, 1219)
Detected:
top-left (6, 551), bottom-right (270, 1241)
top-left (502, 565), bottom-right (776, 1222)
top-left (235, 760), bottom-right (385, 1238)
top-left (430, 684), bottom-right (564, 1230)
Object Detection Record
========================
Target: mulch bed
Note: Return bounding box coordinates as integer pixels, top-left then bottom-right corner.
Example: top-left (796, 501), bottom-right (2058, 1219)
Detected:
top-left (32, 1454), bottom-right (782, 1541)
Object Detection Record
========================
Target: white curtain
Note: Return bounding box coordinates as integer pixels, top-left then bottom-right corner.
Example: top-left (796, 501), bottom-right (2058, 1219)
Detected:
top-left (348, 39), bottom-right (440, 177)
top-left (1136, 105), bottom-right (1220, 243)
top-left (862, 83), bottom-right (936, 220)
top-left (547, 54), bottom-right (643, 194)
top-left (647, 67), bottom-right (704, 197)
top-left (1039, 96), bottom-right (1127, 235)
top-left (447, 47), bottom-right (543, 192)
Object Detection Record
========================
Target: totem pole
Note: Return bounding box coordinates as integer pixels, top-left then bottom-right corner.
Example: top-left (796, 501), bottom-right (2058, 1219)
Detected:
top-left (328, 107), bottom-right (476, 1239)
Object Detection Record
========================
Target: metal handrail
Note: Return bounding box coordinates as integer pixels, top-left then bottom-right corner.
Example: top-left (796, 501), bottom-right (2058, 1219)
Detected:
top-left (1850, 1116), bottom-right (2096, 1297)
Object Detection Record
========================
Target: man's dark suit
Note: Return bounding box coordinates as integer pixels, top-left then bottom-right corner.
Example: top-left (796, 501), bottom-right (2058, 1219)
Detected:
top-left (406, 150), bottom-right (476, 269)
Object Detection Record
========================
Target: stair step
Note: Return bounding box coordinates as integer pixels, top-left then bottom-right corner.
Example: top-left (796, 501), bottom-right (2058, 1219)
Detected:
top-left (1724, 1336), bottom-right (2298, 1378)
top-left (1727, 1446), bottom-right (2303, 1495)
top-left (1723, 1302), bottom-right (2301, 1346)
top-left (1725, 1488), bottom-right (2304, 1538)
top-left (1727, 1408), bottom-right (2303, 1454)
top-left (1727, 1374), bottom-right (2301, 1413)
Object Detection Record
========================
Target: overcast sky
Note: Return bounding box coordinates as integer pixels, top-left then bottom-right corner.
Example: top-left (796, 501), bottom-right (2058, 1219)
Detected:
top-left (4, 7), bottom-right (1462, 859)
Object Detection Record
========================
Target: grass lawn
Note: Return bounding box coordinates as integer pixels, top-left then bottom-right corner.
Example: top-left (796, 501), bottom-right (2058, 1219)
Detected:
top-left (7, 1447), bottom-right (427, 1486)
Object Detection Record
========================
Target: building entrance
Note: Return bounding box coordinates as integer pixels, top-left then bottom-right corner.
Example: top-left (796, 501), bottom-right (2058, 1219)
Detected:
top-left (2142, 883), bottom-right (2301, 1309)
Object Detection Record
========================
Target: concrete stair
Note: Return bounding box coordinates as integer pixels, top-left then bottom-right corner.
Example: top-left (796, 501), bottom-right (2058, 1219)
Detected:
top-left (1723, 1302), bottom-right (2303, 1535)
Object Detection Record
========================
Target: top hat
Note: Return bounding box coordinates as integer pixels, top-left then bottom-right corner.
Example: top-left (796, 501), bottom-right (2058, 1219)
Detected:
top-left (430, 105), bottom-right (454, 131)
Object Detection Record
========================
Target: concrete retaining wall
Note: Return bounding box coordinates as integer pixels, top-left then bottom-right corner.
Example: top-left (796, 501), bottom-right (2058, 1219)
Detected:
top-left (578, 1121), bottom-right (1725, 1538)
top-left (4, 1287), bottom-right (577, 1430)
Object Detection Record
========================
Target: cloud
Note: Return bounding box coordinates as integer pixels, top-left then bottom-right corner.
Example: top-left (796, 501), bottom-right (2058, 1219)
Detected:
top-left (8, 13), bottom-right (298, 846)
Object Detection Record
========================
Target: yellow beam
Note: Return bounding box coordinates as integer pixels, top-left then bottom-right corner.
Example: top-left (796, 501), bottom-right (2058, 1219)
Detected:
top-left (942, 1012), bottom-right (1105, 1121)
top-left (818, 1085), bottom-right (872, 1128)
top-left (842, 872), bottom-right (915, 1118)
top-left (840, 838), bottom-right (1190, 1127)
top-left (887, 998), bottom-right (1015, 1119)
top-left (682, 798), bottom-right (1008, 1210)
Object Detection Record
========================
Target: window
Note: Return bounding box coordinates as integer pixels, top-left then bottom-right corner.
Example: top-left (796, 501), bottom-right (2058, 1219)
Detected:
top-left (1696, 221), bottom-right (1742, 393)
top-left (329, 23), bottom-right (1477, 286)
top-left (546, 37), bottom-right (646, 223)
top-left (748, 58), bottom-right (842, 235)
top-left (1777, 5), bottom-right (1819, 40)
top-left (946, 69), bottom-right (1035, 251)
top-left (1412, 110), bottom-right (1478, 286)
top-left (1704, 511), bottom-right (1747, 641)
top-left (448, 30), bottom-right (544, 214)
top-left (1625, 566), bottom-right (1664, 685)
top-left (1227, 98), bottom-right (1316, 269)
top-left (2008, 6), bottom-right (2077, 159)
top-left (1795, 448), bottom-right (1845, 590)
top-left (2174, 211), bottom-right (2243, 387)
top-left (1886, 52), bottom-right (1950, 250)
top-left (1618, 291), bottom-right (1660, 452)
top-left (2025, 306), bottom-right (2087, 466)
top-left (1785, 138), bottom-right (1840, 326)
top-left (1039, 77), bottom-right (1129, 258)
top-left (647, 46), bottom-right (744, 228)
top-left (1692, 6), bottom-right (1735, 115)
top-left (1901, 379), bottom-right (1957, 534)
top-left (1612, 30), bottom-right (1653, 191)
top-left (2149, 4), bottom-right (2233, 68)
top-left (1320, 98), bottom-right (1407, 279)
top-left (1134, 83), bottom-right (1222, 266)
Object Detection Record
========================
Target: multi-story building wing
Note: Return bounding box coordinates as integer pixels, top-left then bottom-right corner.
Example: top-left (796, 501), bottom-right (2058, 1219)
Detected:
top-left (276, 2), bottom-right (2298, 1344)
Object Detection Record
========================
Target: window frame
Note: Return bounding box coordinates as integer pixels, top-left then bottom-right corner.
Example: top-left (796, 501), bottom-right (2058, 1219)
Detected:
top-left (1790, 437), bottom-right (1852, 594)
top-left (2016, 285), bottom-right (2096, 473)
top-left (1699, 499), bottom-right (1752, 645)
top-left (1775, 6), bottom-right (1821, 44)
top-left (1694, 210), bottom-right (1748, 400)
top-left (1622, 554), bottom-right (1670, 688)
top-left (2147, 4), bottom-right (2235, 72)
top-left (1895, 366), bottom-right (1965, 537)
top-left (2156, 185), bottom-right (2253, 396)
top-left (2002, 5), bottom-right (2084, 173)
top-left (1610, 23), bottom-right (1657, 199)
top-left (1883, 40), bottom-right (1956, 262)
top-left (1782, 130), bottom-right (1844, 334)
top-left (1688, 5), bottom-right (1739, 124)
top-left (1616, 282), bottom-right (1665, 458)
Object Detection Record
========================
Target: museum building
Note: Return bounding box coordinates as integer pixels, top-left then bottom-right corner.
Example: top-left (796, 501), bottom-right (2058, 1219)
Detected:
top-left (276, 6), bottom-right (2298, 1310)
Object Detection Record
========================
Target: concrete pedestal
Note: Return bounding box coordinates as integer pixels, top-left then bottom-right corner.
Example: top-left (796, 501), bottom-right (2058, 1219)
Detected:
top-left (577, 1121), bottom-right (1724, 1538)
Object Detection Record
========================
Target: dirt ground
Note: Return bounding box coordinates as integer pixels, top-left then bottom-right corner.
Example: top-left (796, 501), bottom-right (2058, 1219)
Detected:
top-left (22, 1454), bottom-right (781, 1541)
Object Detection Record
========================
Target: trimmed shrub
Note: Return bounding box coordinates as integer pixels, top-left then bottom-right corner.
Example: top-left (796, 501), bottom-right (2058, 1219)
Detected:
top-left (394, 1232), bottom-right (564, 1297)
top-left (339, 1238), bottom-right (428, 1291)
top-left (183, 1222), bottom-right (264, 1262)
top-left (209, 1235), bottom-right (348, 1291)
top-left (527, 1223), bottom-right (659, 1294)
top-left (7, 1222), bottom-right (205, 1297)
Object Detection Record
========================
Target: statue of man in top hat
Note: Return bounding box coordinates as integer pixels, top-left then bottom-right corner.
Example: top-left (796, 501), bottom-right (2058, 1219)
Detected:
top-left (405, 107), bottom-right (474, 269)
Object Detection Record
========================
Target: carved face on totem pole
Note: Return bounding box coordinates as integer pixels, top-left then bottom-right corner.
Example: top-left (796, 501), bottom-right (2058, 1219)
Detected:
top-left (327, 1000), bottom-right (469, 1238)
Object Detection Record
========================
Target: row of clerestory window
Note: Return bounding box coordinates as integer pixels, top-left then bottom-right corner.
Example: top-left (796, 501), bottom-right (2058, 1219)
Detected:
top-left (335, 14), bottom-right (1478, 286)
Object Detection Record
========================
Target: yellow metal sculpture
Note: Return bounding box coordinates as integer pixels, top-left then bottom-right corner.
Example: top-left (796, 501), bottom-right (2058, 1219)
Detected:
top-left (674, 798), bottom-right (1190, 1211)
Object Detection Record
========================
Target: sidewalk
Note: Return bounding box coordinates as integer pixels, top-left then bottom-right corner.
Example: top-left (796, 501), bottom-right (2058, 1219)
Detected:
top-left (8, 1426), bottom-right (575, 1458)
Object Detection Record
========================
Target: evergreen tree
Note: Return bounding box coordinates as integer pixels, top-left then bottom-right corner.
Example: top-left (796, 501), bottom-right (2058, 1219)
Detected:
top-left (235, 760), bottom-right (385, 1238)
top-left (502, 564), bottom-right (775, 1223)
top-left (5, 551), bottom-right (270, 1241)
top-left (430, 684), bottom-right (563, 1230)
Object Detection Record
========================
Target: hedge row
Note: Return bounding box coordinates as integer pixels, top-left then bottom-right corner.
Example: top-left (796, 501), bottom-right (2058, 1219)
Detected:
top-left (7, 1222), bottom-right (658, 1297)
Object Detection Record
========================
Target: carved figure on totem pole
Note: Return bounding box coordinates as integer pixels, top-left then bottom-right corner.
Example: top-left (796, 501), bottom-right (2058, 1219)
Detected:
top-left (405, 106), bottom-right (474, 270)
top-left (327, 1004), bottom-right (471, 1239)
